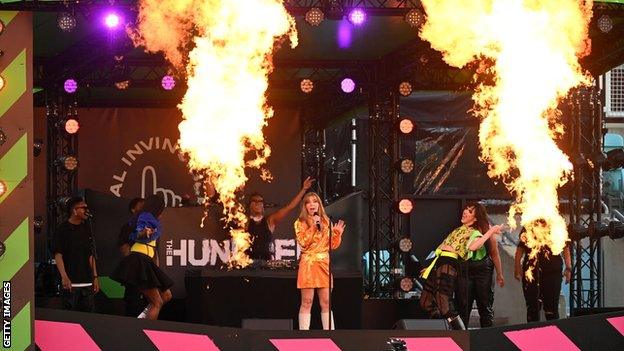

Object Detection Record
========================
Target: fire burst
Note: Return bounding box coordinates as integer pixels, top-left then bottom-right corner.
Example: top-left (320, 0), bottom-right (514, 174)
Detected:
top-left (420, 0), bottom-right (593, 268)
top-left (131, 0), bottom-right (298, 266)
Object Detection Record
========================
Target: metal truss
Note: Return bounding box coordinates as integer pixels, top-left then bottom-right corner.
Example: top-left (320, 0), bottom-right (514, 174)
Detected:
top-left (45, 91), bottom-right (79, 260)
top-left (366, 84), bottom-right (401, 297)
top-left (565, 85), bottom-right (604, 313)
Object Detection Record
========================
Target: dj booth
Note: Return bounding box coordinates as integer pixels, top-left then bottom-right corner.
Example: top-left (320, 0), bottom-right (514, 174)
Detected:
top-left (185, 267), bottom-right (363, 329)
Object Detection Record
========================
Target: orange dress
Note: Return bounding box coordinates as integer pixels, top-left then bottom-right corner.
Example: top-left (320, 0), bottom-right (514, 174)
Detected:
top-left (295, 219), bottom-right (343, 289)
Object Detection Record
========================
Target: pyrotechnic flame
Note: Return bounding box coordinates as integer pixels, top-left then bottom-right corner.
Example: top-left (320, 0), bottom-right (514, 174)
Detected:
top-left (420, 0), bottom-right (593, 271)
top-left (131, 0), bottom-right (298, 267)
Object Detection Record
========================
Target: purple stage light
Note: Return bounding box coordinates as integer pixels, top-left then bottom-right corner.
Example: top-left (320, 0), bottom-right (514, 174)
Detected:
top-left (161, 75), bottom-right (176, 90)
top-left (64, 79), bottom-right (78, 94)
top-left (348, 8), bottom-right (366, 26)
top-left (104, 13), bottom-right (121, 29)
top-left (341, 78), bottom-right (355, 93)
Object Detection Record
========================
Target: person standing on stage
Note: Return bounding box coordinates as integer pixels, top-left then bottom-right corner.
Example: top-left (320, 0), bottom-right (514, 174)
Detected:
top-left (294, 192), bottom-right (346, 330)
top-left (419, 203), bottom-right (503, 330)
top-left (455, 202), bottom-right (505, 328)
top-left (53, 197), bottom-right (100, 312)
top-left (112, 194), bottom-right (173, 320)
top-left (514, 223), bottom-right (572, 322)
top-left (246, 176), bottom-right (314, 260)
top-left (117, 197), bottom-right (145, 316)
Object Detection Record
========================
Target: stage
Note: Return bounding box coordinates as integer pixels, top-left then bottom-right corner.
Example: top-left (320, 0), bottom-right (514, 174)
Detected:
top-left (34, 308), bottom-right (624, 350)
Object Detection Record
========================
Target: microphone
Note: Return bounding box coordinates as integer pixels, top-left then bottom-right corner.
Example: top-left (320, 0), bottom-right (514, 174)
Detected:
top-left (314, 212), bottom-right (321, 231)
top-left (85, 211), bottom-right (95, 219)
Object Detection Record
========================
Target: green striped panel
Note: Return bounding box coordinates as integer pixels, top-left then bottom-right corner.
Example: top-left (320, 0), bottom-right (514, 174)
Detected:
top-left (0, 49), bottom-right (27, 118)
top-left (5, 303), bottom-right (31, 351)
top-left (0, 133), bottom-right (28, 203)
top-left (0, 218), bottom-right (29, 283)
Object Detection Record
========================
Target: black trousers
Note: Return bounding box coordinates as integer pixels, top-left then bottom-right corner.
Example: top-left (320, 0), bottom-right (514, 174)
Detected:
top-left (420, 256), bottom-right (460, 319)
top-left (61, 286), bottom-right (95, 313)
top-left (456, 257), bottom-right (494, 328)
top-left (522, 256), bottom-right (563, 322)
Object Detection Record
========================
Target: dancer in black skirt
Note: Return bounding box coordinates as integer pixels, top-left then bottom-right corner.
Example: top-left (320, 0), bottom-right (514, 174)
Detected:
top-left (112, 194), bottom-right (173, 320)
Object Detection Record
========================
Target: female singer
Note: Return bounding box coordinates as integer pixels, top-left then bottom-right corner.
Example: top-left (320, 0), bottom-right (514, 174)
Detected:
top-left (112, 194), bottom-right (173, 320)
top-left (294, 192), bottom-right (346, 330)
top-left (419, 202), bottom-right (503, 330)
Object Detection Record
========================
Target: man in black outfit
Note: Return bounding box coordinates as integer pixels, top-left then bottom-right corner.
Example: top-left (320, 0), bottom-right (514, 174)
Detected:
top-left (117, 197), bottom-right (145, 316)
top-left (246, 177), bottom-right (314, 260)
top-left (53, 197), bottom-right (99, 312)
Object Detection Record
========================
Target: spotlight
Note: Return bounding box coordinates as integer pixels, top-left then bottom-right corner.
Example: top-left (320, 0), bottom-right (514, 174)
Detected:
top-left (568, 223), bottom-right (589, 241)
top-left (598, 14), bottom-right (613, 33)
top-left (57, 12), bottom-right (77, 32)
top-left (57, 156), bottom-right (78, 171)
top-left (0, 128), bottom-right (6, 146)
top-left (305, 7), bottom-right (324, 26)
top-left (300, 79), bottom-right (314, 93)
top-left (0, 75), bottom-right (5, 91)
top-left (603, 148), bottom-right (624, 170)
top-left (0, 19), bottom-right (5, 35)
top-left (397, 198), bottom-right (413, 214)
top-left (161, 75), bottom-right (176, 90)
top-left (0, 180), bottom-right (6, 197)
top-left (64, 119), bottom-right (79, 134)
top-left (399, 118), bottom-right (415, 134)
top-left (104, 12), bottom-right (122, 29)
top-left (404, 9), bottom-right (425, 28)
top-left (64, 79), bottom-right (78, 94)
top-left (348, 8), bottom-right (367, 26)
top-left (399, 81), bottom-right (412, 96)
top-left (33, 139), bottom-right (44, 157)
top-left (398, 237), bottom-right (412, 253)
top-left (608, 220), bottom-right (624, 240)
top-left (341, 78), bottom-right (355, 93)
top-left (398, 158), bottom-right (414, 174)
top-left (399, 277), bottom-right (414, 292)
top-left (115, 80), bottom-right (130, 90)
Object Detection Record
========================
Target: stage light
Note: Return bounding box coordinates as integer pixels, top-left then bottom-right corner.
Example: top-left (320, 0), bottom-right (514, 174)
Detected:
top-left (397, 198), bottom-right (413, 214)
top-left (305, 7), bottom-right (324, 26)
top-left (405, 9), bottom-right (424, 28)
top-left (341, 78), bottom-right (355, 93)
top-left (64, 79), bottom-right (78, 94)
top-left (64, 119), bottom-right (79, 134)
top-left (0, 128), bottom-right (6, 146)
top-left (57, 12), bottom-right (77, 32)
top-left (0, 180), bottom-right (6, 197)
top-left (398, 159), bottom-right (414, 174)
top-left (399, 81), bottom-right (412, 96)
top-left (603, 148), bottom-right (624, 170)
top-left (598, 14), bottom-right (613, 33)
top-left (399, 118), bottom-right (415, 134)
top-left (300, 79), bottom-right (314, 93)
top-left (348, 8), bottom-right (366, 26)
top-left (0, 19), bottom-right (5, 35)
top-left (33, 139), bottom-right (43, 157)
top-left (398, 237), bottom-right (412, 253)
top-left (399, 277), bottom-right (414, 292)
top-left (58, 156), bottom-right (78, 171)
top-left (104, 12), bottom-right (121, 29)
top-left (161, 75), bottom-right (176, 90)
top-left (115, 80), bottom-right (130, 90)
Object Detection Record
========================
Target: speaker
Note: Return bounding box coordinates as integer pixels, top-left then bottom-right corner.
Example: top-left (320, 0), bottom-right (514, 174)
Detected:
top-left (242, 319), bottom-right (293, 330)
top-left (393, 319), bottom-right (449, 330)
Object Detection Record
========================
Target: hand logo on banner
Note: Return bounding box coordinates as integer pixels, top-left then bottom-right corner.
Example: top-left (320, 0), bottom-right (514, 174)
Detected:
top-left (141, 165), bottom-right (182, 207)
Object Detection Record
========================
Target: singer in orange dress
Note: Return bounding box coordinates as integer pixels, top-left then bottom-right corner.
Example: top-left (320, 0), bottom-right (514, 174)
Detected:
top-left (294, 192), bottom-right (345, 330)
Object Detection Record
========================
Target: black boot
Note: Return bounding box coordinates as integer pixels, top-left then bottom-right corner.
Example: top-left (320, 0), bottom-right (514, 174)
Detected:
top-left (447, 315), bottom-right (466, 330)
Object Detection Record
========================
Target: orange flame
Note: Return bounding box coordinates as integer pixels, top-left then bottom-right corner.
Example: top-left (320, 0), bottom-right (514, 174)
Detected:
top-left (131, 0), bottom-right (298, 267)
top-left (420, 0), bottom-right (593, 269)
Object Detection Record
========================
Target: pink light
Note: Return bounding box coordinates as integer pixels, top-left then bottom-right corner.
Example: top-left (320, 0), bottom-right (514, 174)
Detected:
top-left (161, 75), bottom-right (176, 90)
top-left (64, 79), bottom-right (77, 94)
top-left (341, 78), bottom-right (355, 93)
top-left (348, 9), bottom-right (366, 26)
top-left (104, 13), bottom-right (121, 29)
